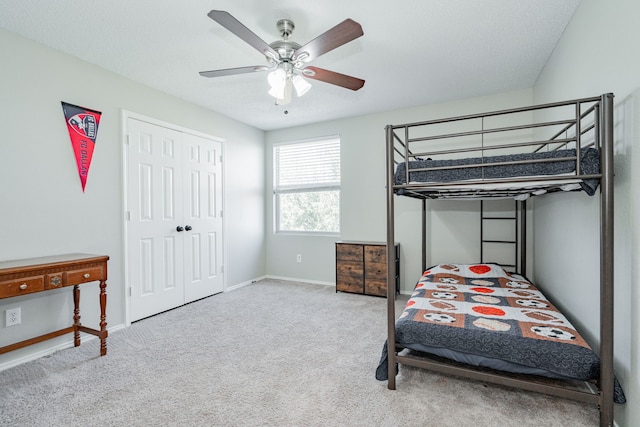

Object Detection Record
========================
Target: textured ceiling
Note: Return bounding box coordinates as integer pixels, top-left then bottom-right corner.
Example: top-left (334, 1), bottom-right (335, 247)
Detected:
top-left (0, 0), bottom-right (582, 131)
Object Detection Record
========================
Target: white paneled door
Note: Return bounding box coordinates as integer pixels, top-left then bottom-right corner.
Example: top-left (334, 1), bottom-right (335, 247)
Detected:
top-left (182, 132), bottom-right (224, 303)
top-left (126, 117), bottom-right (224, 322)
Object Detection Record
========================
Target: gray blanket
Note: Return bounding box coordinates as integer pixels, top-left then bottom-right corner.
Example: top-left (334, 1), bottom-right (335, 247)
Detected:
top-left (375, 263), bottom-right (625, 404)
top-left (394, 148), bottom-right (600, 196)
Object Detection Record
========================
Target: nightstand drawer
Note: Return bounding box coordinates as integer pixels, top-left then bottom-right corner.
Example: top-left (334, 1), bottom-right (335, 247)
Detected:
top-left (0, 276), bottom-right (45, 298)
top-left (364, 246), bottom-right (386, 263)
top-left (337, 260), bottom-right (363, 278)
top-left (336, 244), bottom-right (363, 261)
top-left (336, 274), bottom-right (363, 293)
top-left (365, 279), bottom-right (386, 297)
top-left (365, 261), bottom-right (386, 280)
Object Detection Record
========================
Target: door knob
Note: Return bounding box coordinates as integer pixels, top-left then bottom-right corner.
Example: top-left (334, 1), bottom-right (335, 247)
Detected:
top-left (185, 225), bottom-right (192, 231)
top-left (176, 226), bottom-right (184, 232)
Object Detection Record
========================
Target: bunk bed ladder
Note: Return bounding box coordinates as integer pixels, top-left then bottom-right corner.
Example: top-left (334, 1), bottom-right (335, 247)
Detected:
top-left (480, 200), bottom-right (526, 274)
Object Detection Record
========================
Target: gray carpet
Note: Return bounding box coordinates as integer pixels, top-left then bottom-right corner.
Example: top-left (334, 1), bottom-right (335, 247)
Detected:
top-left (0, 279), bottom-right (598, 426)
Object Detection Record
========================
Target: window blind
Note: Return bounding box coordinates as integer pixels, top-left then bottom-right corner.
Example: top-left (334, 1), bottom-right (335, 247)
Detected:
top-left (274, 138), bottom-right (340, 192)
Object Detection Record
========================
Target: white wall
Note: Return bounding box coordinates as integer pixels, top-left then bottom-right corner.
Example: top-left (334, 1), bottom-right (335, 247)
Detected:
top-left (264, 4), bottom-right (638, 424)
top-left (265, 89), bottom-right (533, 291)
top-left (532, 0), bottom-right (639, 425)
top-left (0, 29), bottom-right (266, 368)
top-left (5, 1), bottom-right (634, 421)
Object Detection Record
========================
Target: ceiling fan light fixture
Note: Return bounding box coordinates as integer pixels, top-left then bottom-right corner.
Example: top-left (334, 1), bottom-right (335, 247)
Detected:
top-left (267, 68), bottom-right (287, 99)
top-left (275, 80), bottom-right (293, 105)
top-left (268, 86), bottom-right (284, 100)
top-left (268, 66), bottom-right (310, 104)
top-left (292, 75), bottom-right (312, 97)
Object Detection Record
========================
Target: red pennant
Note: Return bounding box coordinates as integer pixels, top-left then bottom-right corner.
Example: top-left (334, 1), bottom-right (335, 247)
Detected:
top-left (61, 102), bottom-right (102, 192)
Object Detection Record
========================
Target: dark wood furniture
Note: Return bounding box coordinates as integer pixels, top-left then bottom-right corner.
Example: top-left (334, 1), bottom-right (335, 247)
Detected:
top-left (335, 241), bottom-right (399, 297)
top-left (0, 253), bottom-right (109, 356)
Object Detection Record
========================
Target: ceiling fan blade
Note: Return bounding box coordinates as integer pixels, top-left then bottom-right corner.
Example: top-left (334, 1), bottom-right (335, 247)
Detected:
top-left (294, 19), bottom-right (363, 63)
top-left (207, 10), bottom-right (279, 60)
top-left (199, 65), bottom-right (269, 78)
top-left (302, 66), bottom-right (365, 91)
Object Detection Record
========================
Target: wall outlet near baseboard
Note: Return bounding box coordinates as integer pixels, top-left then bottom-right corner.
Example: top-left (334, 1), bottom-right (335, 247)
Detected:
top-left (6, 307), bottom-right (21, 326)
top-left (296, 254), bottom-right (302, 263)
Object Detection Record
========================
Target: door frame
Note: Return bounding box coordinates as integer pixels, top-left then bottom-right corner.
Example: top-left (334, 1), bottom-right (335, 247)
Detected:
top-left (121, 110), bottom-right (226, 326)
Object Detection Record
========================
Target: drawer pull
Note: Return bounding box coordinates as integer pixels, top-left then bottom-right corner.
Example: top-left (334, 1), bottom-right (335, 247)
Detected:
top-left (83, 273), bottom-right (91, 279)
top-left (19, 283), bottom-right (28, 290)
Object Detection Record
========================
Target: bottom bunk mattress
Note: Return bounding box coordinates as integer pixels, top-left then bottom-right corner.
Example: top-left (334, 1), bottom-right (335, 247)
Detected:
top-left (375, 263), bottom-right (625, 403)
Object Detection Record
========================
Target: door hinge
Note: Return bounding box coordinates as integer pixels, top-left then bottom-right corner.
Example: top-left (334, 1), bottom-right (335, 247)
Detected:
top-left (126, 211), bottom-right (131, 221)
top-left (124, 134), bottom-right (130, 145)
top-left (128, 287), bottom-right (132, 297)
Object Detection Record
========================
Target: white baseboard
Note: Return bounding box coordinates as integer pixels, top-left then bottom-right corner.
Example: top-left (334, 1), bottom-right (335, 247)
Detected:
top-left (226, 275), bottom-right (335, 290)
top-left (265, 275), bottom-right (334, 287)
top-left (0, 323), bottom-right (127, 372)
top-left (225, 275), bottom-right (267, 292)
top-left (233, 275), bottom-right (412, 296)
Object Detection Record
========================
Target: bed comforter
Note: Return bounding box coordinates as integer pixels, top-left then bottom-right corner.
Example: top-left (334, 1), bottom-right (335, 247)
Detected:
top-left (394, 148), bottom-right (600, 196)
top-left (375, 263), bottom-right (625, 403)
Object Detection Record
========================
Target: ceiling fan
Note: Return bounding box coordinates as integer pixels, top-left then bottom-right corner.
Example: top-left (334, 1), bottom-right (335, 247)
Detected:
top-left (199, 10), bottom-right (365, 105)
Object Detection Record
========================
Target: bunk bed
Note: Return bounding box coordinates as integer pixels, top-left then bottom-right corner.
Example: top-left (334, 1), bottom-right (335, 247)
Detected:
top-left (377, 94), bottom-right (622, 427)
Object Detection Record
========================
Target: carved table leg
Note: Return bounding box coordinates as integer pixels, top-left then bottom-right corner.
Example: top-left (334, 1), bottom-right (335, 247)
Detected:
top-left (99, 280), bottom-right (108, 356)
top-left (73, 285), bottom-right (81, 347)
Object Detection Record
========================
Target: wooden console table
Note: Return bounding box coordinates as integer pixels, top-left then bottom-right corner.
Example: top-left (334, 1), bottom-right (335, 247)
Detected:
top-left (0, 253), bottom-right (109, 356)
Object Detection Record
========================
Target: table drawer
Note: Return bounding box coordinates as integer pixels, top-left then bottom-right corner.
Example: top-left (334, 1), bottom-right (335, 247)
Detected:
top-left (44, 272), bottom-right (65, 290)
top-left (67, 267), bottom-right (104, 284)
top-left (0, 276), bottom-right (45, 298)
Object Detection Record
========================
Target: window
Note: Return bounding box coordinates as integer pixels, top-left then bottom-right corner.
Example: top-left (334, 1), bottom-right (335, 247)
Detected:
top-left (274, 137), bottom-right (340, 234)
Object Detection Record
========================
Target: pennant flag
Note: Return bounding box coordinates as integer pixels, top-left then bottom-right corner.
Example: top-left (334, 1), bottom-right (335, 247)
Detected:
top-left (61, 102), bottom-right (102, 192)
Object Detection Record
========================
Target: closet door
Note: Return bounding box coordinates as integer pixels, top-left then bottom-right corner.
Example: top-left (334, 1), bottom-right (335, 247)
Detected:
top-left (182, 133), bottom-right (224, 302)
top-left (126, 117), bottom-right (225, 322)
top-left (127, 118), bottom-right (186, 321)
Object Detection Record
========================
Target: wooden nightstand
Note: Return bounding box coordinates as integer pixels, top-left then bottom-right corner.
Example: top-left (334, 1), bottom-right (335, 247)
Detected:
top-left (335, 241), bottom-right (399, 297)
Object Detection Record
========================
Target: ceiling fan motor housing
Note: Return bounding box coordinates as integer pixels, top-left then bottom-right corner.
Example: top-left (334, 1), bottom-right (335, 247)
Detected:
top-left (270, 19), bottom-right (302, 65)
top-left (276, 19), bottom-right (295, 39)
top-left (269, 40), bottom-right (301, 62)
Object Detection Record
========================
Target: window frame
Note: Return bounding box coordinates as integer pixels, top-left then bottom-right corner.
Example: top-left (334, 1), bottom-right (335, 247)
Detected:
top-left (273, 136), bottom-right (341, 236)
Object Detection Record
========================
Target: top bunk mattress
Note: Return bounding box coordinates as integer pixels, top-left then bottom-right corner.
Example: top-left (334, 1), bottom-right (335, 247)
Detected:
top-left (394, 148), bottom-right (600, 199)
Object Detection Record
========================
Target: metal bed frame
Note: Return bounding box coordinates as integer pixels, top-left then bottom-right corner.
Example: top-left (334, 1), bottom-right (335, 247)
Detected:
top-left (384, 94), bottom-right (615, 426)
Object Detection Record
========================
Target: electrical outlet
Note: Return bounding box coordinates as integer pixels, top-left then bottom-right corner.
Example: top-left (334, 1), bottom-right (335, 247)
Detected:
top-left (6, 307), bottom-right (21, 327)
top-left (296, 254), bottom-right (302, 263)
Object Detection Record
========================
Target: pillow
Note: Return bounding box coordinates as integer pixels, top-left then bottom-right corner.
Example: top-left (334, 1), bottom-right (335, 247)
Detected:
top-left (425, 263), bottom-right (509, 279)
